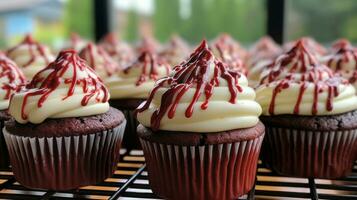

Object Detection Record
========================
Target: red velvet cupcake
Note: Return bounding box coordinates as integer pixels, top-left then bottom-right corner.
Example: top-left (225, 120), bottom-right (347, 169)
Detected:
top-left (0, 53), bottom-right (25, 169)
top-left (136, 40), bottom-right (264, 199)
top-left (4, 50), bottom-right (126, 190)
top-left (256, 40), bottom-right (357, 178)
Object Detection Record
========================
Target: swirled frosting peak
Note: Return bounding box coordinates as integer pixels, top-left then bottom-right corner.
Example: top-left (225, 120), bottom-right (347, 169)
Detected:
top-left (159, 35), bottom-right (190, 66)
top-left (0, 54), bottom-right (26, 110)
top-left (99, 33), bottom-right (134, 67)
top-left (6, 34), bottom-right (54, 79)
top-left (106, 50), bottom-right (171, 99)
top-left (136, 40), bottom-right (262, 132)
top-left (9, 49), bottom-right (110, 124)
top-left (79, 43), bottom-right (118, 78)
top-left (256, 40), bottom-right (357, 116)
top-left (322, 42), bottom-right (357, 88)
top-left (210, 33), bottom-right (247, 73)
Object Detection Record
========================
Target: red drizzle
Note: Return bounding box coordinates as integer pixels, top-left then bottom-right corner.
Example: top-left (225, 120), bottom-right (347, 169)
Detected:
top-left (99, 33), bottom-right (134, 66)
top-left (211, 34), bottom-right (247, 74)
top-left (124, 51), bottom-right (170, 86)
top-left (79, 43), bottom-right (118, 76)
top-left (136, 40), bottom-right (243, 131)
top-left (261, 39), bottom-right (344, 115)
top-left (248, 36), bottom-right (281, 65)
top-left (18, 50), bottom-right (109, 120)
top-left (7, 34), bottom-right (51, 68)
top-left (0, 55), bottom-right (26, 100)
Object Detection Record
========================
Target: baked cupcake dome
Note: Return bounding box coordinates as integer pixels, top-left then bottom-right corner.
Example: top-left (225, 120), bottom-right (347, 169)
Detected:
top-left (4, 50), bottom-right (126, 190)
top-left (256, 39), bottom-right (357, 178)
top-left (6, 34), bottom-right (54, 79)
top-left (0, 54), bottom-right (25, 169)
top-left (136, 40), bottom-right (264, 199)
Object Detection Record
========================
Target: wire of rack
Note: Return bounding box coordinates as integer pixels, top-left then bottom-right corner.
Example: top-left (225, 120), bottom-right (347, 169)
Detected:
top-left (0, 149), bottom-right (355, 200)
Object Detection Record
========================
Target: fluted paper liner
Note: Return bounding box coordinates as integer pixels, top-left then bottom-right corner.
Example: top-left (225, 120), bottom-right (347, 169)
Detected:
top-left (3, 123), bottom-right (125, 190)
top-left (261, 127), bottom-right (357, 179)
top-left (140, 134), bottom-right (264, 200)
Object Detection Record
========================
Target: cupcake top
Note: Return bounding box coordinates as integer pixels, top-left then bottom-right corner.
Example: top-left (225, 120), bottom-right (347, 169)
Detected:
top-left (256, 40), bottom-right (357, 116)
top-left (330, 39), bottom-right (353, 53)
top-left (0, 54), bottom-right (26, 110)
top-left (79, 43), bottom-right (118, 78)
top-left (247, 36), bottom-right (282, 87)
top-left (284, 37), bottom-right (327, 58)
top-left (159, 35), bottom-right (190, 66)
top-left (136, 40), bottom-right (262, 132)
top-left (6, 34), bottom-right (54, 79)
top-left (106, 50), bottom-right (170, 99)
top-left (99, 33), bottom-right (134, 67)
top-left (9, 50), bottom-right (109, 124)
top-left (136, 36), bottom-right (162, 53)
top-left (66, 33), bottom-right (88, 51)
top-left (210, 34), bottom-right (247, 73)
top-left (322, 42), bottom-right (357, 87)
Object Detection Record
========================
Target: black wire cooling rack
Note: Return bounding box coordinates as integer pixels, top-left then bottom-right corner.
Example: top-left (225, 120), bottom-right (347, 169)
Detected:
top-left (0, 149), bottom-right (355, 200)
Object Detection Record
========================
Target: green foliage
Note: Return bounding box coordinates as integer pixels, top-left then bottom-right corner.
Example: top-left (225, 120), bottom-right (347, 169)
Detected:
top-left (64, 0), bottom-right (94, 39)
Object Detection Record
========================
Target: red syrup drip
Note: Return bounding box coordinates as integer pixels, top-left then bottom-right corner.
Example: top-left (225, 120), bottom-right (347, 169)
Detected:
top-left (79, 43), bottom-right (118, 76)
top-left (263, 39), bottom-right (344, 115)
top-left (7, 34), bottom-right (51, 68)
top-left (124, 51), bottom-right (170, 86)
top-left (211, 34), bottom-right (246, 73)
top-left (136, 40), bottom-right (243, 131)
top-left (326, 45), bottom-right (357, 82)
top-left (0, 55), bottom-right (26, 99)
top-left (19, 50), bottom-right (109, 120)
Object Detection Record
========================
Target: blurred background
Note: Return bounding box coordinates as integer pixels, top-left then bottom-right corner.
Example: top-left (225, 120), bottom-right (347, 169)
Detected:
top-left (0, 0), bottom-right (356, 48)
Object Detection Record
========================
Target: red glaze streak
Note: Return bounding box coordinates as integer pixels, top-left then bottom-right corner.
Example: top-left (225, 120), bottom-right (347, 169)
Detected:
top-left (0, 55), bottom-right (26, 100)
top-left (262, 39), bottom-right (344, 115)
top-left (136, 40), bottom-right (243, 131)
top-left (7, 34), bottom-right (51, 68)
top-left (79, 43), bottom-right (118, 76)
top-left (123, 51), bottom-right (170, 86)
top-left (18, 50), bottom-right (109, 120)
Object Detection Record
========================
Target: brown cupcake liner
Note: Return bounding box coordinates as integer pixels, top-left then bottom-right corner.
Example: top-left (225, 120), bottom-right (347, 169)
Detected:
top-left (3, 122), bottom-right (125, 190)
top-left (139, 134), bottom-right (264, 200)
top-left (261, 126), bottom-right (357, 179)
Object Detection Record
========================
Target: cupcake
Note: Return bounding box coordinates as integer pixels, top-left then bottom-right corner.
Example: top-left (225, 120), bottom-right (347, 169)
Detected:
top-left (99, 32), bottom-right (135, 67)
top-left (321, 41), bottom-right (357, 90)
top-left (6, 34), bottom-right (54, 79)
top-left (64, 32), bottom-right (88, 52)
top-left (256, 40), bottom-right (357, 178)
top-left (136, 40), bottom-right (264, 199)
top-left (283, 37), bottom-right (327, 59)
top-left (0, 53), bottom-right (26, 169)
top-left (4, 50), bottom-right (126, 190)
top-left (136, 35), bottom-right (162, 53)
top-left (246, 36), bottom-right (281, 87)
top-left (106, 51), bottom-right (170, 149)
top-left (79, 43), bottom-right (119, 78)
top-left (330, 38), bottom-right (353, 53)
top-left (159, 35), bottom-right (190, 66)
top-left (210, 33), bottom-right (247, 74)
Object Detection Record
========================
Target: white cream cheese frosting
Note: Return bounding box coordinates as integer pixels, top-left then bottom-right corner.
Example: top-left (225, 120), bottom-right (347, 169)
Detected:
top-left (256, 40), bottom-right (357, 116)
top-left (6, 34), bottom-right (54, 79)
top-left (79, 43), bottom-right (118, 78)
top-left (9, 50), bottom-right (110, 124)
top-left (106, 51), bottom-right (170, 99)
top-left (0, 54), bottom-right (26, 110)
top-left (136, 40), bottom-right (262, 132)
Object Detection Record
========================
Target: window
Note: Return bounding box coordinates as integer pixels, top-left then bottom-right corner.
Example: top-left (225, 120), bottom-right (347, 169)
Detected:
top-left (0, 0), bottom-right (94, 49)
top-left (112, 0), bottom-right (267, 44)
top-left (285, 0), bottom-right (357, 44)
